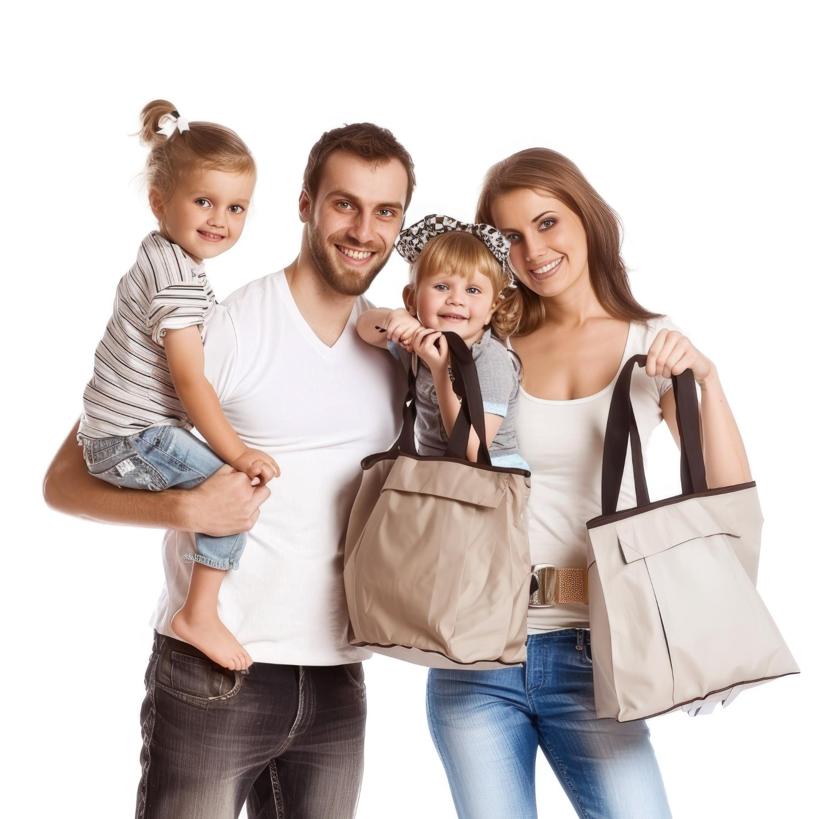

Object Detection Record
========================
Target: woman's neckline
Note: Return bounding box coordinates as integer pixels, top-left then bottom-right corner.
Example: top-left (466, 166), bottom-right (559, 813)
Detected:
top-left (516, 321), bottom-right (634, 405)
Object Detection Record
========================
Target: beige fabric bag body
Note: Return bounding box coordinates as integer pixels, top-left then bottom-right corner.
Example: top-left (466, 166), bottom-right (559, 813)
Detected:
top-left (343, 332), bottom-right (531, 669)
top-left (586, 355), bottom-right (798, 721)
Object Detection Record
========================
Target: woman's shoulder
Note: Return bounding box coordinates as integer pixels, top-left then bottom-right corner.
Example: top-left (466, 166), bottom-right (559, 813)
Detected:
top-left (628, 314), bottom-right (680, 349)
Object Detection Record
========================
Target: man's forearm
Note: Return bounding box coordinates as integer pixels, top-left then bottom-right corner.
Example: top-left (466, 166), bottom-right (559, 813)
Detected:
top-left (43, 422), bottom-right (193, 530)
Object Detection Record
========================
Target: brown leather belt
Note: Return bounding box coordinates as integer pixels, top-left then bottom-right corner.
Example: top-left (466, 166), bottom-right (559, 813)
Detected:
top-left (529, 564), bottom-right (588, 607)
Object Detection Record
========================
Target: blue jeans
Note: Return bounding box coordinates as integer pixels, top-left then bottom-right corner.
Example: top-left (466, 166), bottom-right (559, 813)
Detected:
top-left (81, 425), bottom-right (246, 570)
top-left (427, 629), bottom-right (671, 819)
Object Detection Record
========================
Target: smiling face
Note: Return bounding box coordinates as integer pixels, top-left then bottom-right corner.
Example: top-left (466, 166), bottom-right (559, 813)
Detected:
top-left (150, 167), bottom-right (255, 263)
top-left (410, 269), bottom-right (497, 346)
top-left (490, 188), bottom-right (589, 300)
top-left (300, 150), bottom-right (408, 296)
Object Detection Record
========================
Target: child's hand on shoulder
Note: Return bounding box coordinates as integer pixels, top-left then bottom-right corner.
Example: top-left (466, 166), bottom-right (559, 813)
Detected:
top-left (384, 309), bottom-right (423, 350)
top-left (412, 327), bottom-right (449, 376)
top-left (232, 448), bottom-right (281, 485)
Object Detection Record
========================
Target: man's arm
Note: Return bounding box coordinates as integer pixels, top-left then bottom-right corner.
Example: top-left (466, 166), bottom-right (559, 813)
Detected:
top-left (43, 421), bottom-right (269, 535)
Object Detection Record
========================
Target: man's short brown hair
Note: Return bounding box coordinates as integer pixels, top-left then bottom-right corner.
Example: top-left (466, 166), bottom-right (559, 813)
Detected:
top-left (302, 123), bottom-right (416, 209)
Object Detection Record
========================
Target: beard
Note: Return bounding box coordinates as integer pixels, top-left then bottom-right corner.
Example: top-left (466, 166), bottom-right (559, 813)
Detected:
top-left (306, 222), bottom-right (392, 297)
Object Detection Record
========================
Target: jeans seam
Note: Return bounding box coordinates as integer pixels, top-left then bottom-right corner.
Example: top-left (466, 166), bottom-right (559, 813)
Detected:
top-left (184, 552), bottom-right (237, 571)
top-left (538, 732), bottom-right (593, 819)
top-left (286, 667), bottom-right (308, 740)
top-left (268, 760), bottom-right (285, 819)
top-left (136, 651), bottom-right (159, 819)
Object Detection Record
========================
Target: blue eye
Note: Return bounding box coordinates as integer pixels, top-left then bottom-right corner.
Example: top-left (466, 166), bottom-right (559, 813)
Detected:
top-left (377, 208), bottom-right (397, 217)
top-left (539, 218), bottom-right (556, 230)
top-left (433, 283), bottom-right (449, 291)
top-left (504, 232), bottom-right (520, 243)
top-left (337, 200), bottom-right (354, 210)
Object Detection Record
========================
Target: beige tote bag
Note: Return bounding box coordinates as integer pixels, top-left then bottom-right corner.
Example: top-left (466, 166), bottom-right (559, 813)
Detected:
top-left (586, 355), bottom-right (798, 721)
top-left (343, 332), bottom-right (531, 669)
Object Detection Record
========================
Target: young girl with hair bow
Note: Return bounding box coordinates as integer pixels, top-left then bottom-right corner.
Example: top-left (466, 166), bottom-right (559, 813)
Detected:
top-left (78, 100), bottom-right (277, 671)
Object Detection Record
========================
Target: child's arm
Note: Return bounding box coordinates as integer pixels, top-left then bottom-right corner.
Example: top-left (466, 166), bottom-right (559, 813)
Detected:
top-left (164, 327), bottom-right (280, 483)
top-left (357, 308), bottom-right (423, 350)
top-left (412, 330), bottom-right (504, 463)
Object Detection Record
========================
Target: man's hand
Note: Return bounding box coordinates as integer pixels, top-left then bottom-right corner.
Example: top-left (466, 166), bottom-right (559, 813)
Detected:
top-left (178, 466), bottom-right (271, 536)
top-left (43, 421), bottom-right (271, 534)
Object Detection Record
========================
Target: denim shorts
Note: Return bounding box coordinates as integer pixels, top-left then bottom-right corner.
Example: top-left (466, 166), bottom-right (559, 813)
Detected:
top-left (81, 425), bottom-right (246, 570)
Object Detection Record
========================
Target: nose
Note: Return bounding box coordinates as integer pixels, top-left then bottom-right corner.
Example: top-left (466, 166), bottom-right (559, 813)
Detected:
top-left (446, 288), bottom-right (465, 305)
top-left (347, 211), bottom-right (375, 245)
top-left (207, 211), bottom-right (225, 228)
top-left (523, 235), bottom-right (547, 263)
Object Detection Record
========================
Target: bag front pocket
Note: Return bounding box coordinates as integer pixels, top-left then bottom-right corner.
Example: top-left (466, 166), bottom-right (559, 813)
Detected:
top-left (618, 520), bottom-right (790, 709)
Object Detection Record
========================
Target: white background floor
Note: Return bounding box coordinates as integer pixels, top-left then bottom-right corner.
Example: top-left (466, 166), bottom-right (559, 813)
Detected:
top-left (4, 1), bottom-right (815, 816)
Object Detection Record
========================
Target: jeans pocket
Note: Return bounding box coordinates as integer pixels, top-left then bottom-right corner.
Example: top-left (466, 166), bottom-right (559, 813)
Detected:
top-left (580, 638), bottom-right (593, 666)
top-left (341, 662), bottom-right (366, 691)
top-left (155, 650), bottom-right (244, 707)
top-left (94, 453), bottom-right (168, 491)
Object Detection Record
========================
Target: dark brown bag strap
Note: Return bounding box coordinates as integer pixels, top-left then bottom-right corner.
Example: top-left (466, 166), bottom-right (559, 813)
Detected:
top-left (601, 354), bottom-right (707, 515)
top-left (395, 364), bottom-right (419, 455)
top-left (389, 333), bottom-right (492, 466)
top-left (443, 332), bottom-right (493, 466)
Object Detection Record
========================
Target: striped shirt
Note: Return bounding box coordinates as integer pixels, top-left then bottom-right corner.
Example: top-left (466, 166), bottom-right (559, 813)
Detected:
top-left (79, 232), bottom-right (217, 439)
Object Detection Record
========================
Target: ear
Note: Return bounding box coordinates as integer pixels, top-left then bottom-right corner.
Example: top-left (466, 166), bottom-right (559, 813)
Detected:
top-left (402, 284), bottom-right (417, 315)
top-left (148, 188), bottom-right (165, 223)
top-left (298, 189), bottom-right (311, 224)
top-left (483, 294), bottom-right (502, 326)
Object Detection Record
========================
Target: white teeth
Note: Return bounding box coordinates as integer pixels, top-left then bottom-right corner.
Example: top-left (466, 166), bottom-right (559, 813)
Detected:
top-left (532, 257), bottom-right (562, 275)
top-left (338, 246), bottom-right (373, 260)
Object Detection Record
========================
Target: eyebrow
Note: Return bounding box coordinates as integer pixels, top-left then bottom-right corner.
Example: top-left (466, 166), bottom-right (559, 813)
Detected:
top-left (191, 192), bottom-right (251, 203)
top-left (496, 209), bottom-right (557, 233)
top-left (326, 189), bottom-right (405, 214)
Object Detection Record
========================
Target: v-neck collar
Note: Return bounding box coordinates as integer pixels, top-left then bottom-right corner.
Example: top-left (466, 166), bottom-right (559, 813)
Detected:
top-left (276, 270), bottom-right (356, 357)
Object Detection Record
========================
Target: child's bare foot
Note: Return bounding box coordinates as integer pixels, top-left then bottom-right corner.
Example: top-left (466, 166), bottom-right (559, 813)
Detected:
top-left (171, 607), bottom-right (252, 671)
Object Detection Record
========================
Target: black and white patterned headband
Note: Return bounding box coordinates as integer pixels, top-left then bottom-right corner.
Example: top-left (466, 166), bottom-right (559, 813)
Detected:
top-left (395, 214), bottom-right (516, 287)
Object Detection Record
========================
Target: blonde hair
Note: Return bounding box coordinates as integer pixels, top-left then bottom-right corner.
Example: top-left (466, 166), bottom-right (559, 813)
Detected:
top-left (139, 99), bottom-right (256, 202)
top-left (477, 148), bottom-right (659, 336)
top-left (408, 231), bottom-right (520, 339)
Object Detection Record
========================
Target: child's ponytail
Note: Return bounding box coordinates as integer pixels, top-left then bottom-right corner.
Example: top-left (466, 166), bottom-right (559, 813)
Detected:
top-left (139, 99), bottom-right (179, 148)
top-left (138, 99), bottom-right (255, 203)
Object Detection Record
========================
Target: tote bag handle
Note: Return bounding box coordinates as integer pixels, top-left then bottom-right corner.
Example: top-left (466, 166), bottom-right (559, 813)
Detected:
top-left (390, 331), bottom-right (493, 466)
top-left (443, 332), bottom-right (493, 466)
top-left (601, 354), bottom-right (707, 515)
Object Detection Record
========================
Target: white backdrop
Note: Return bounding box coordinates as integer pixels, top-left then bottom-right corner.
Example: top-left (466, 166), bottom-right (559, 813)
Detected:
top-left (3, 1), bottom-right (816, 816)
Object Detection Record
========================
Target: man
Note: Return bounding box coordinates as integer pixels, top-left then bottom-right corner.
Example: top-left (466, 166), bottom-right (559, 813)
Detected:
top-left (43, 123), bottom-right (415, 819)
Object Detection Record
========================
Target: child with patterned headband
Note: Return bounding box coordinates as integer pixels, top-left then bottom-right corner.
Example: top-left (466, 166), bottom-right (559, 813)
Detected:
top-left (357, 214), bottom-right (529, 470)
top-left (78, 100), bottom-right (277, 671)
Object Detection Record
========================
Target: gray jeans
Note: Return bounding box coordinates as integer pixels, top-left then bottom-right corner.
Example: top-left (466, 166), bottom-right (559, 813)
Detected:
top-left (136, 633), bottom-right (366, 819)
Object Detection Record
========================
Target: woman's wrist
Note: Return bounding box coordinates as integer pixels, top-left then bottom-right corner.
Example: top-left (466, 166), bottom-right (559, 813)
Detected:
top-left (697, 364), bottom-right (721, 391)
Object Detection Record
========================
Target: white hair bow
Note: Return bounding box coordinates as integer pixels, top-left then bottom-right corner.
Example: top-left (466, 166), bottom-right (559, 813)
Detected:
top-left (156, 111), bottom-right (190, 138)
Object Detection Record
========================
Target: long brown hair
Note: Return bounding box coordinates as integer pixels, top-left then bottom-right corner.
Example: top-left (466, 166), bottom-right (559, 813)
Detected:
top-left (476, 148), bottom-right (659, 335)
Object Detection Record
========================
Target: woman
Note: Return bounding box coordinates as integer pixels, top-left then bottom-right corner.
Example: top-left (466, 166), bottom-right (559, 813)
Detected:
top-left (425, 148), bottom-right (752, 818)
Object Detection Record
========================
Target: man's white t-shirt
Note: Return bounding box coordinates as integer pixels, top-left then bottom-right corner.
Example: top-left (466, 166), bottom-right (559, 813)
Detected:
top-left (151, 270), bottom-right (403, 665)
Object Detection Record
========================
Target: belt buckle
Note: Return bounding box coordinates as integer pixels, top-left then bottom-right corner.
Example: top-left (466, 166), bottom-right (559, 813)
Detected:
top-left (530, 564), bottom-right (558, 608)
